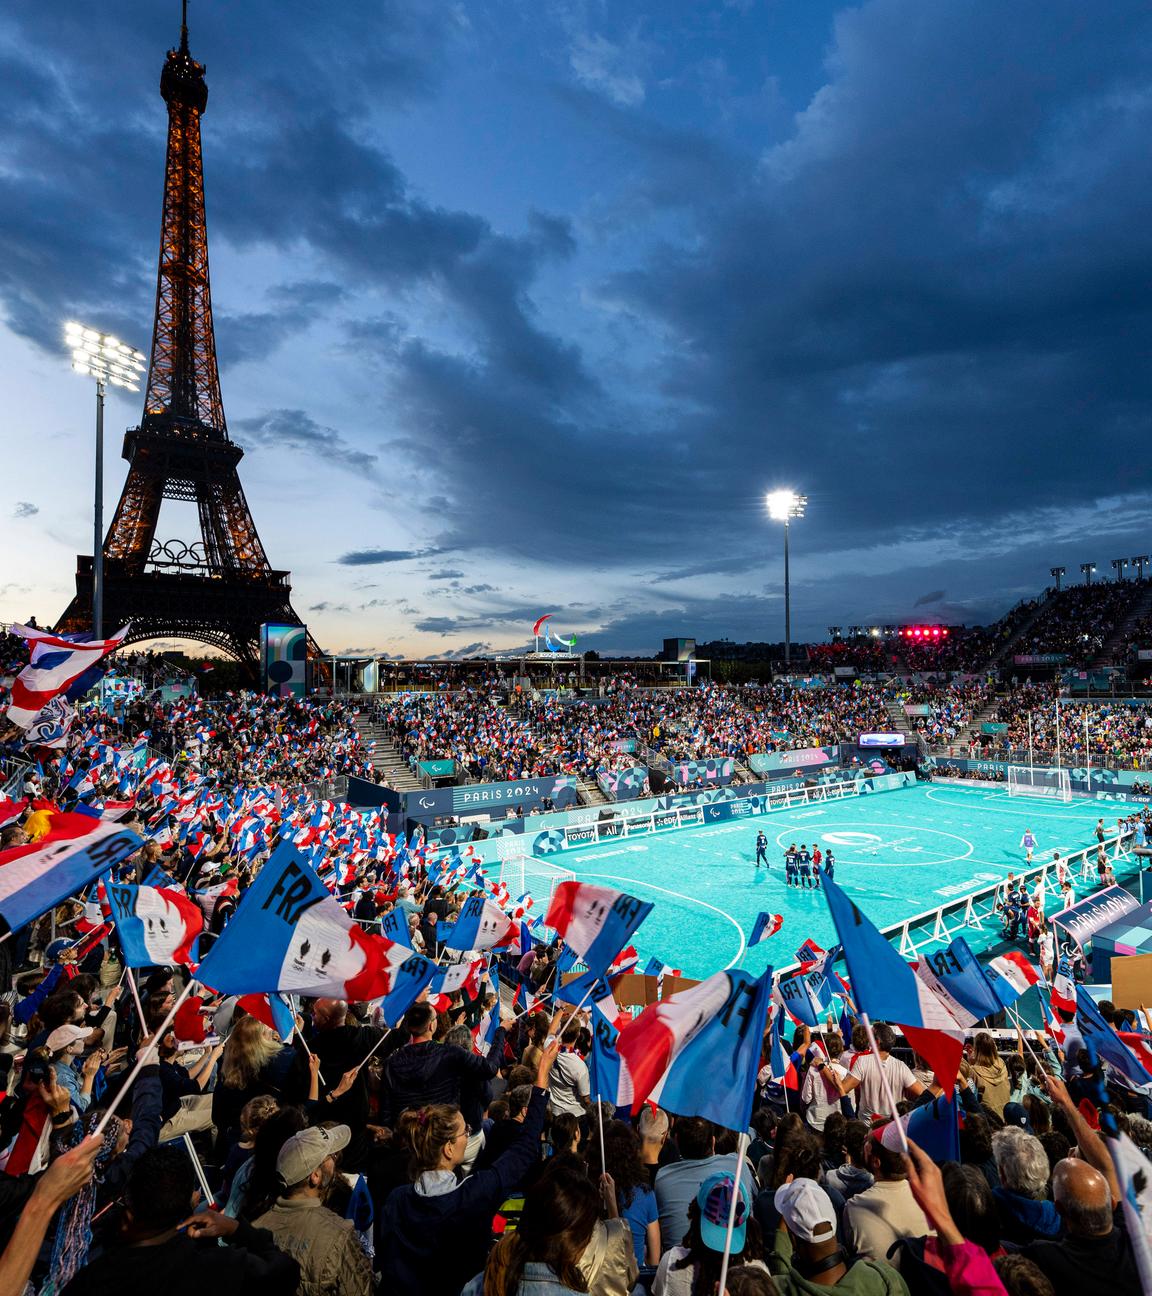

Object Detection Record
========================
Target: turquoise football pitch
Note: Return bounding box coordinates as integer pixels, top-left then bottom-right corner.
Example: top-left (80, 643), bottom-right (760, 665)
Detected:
top-left (548, 783), bottom-right (1121, 979)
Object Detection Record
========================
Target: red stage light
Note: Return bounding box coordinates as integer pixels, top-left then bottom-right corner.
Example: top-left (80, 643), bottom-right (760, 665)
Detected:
top-left (943, 628), bottom-right (949, 636)
top-left (932, 628), bottom-right (941, 637)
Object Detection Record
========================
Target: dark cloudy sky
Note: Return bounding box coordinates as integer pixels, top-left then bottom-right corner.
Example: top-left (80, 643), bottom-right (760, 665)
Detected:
top-left (2, 1), bottom-right (1150, 657)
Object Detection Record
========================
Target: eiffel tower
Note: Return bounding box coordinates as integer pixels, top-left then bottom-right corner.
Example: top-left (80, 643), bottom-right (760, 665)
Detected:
top-left (56, 5), bottom-right (309, 672)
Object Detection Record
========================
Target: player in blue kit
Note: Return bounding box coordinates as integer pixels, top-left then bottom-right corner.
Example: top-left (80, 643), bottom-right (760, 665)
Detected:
top-left (755, 830), bottom-right (769, 870)
top-left (785, 843), bottom-right (799, 886)
top-left (798, 844), bottom-right (812, 888)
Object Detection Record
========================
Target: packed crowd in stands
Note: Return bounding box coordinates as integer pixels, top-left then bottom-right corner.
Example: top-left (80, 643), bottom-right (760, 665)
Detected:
top-left (381, 682), bottom-right (899, 782)
top-left (1011, 582), bottom-right (1140, 662)
top-left (2, 629), bottom-right (1152, 1295)
top-left (976, 686), bottom-right (1152, 767)
top-left (0, 834), bottom-right (1144, 1296)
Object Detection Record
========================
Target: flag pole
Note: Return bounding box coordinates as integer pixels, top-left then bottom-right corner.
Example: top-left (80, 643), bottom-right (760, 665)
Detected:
top-left (295, 1023), bottom-right (325, 1085)
top-left (126, 968), bottom-right (147, 1031)
top-left (597, 1097), bottom-right (607, 1177)
top-left (92, 978), bottom-right (197, 1138)
top-left (715, 1131), bottom-right (748, 1296)
top-left (354, 1026), bottom-right (393, 1072)
top-left (859, 1012), bottom-right (908, 1152)
top-left (182, 1132), bottom-right (216, 1208)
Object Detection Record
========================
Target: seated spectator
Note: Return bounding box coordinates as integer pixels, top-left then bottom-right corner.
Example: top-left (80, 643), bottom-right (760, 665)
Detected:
top-left (970, 1034), bottom-right (1011, 1116)
top-left (462, 1162), bottom-right (601, 1296)
top-left (842, 1125), bottom-right (931, 1269)
top-left (602, 1120), bottom-right (660, 1266)
top-left (769, 1178), bottom-right (907, 1294)
top-left (253, 1124), bottom-right (372, 1296)
top-left (654, 1116), bottom-right (757, 1252)
top-left (653, 1173), bottom-right (766, 1296)
top-left (991, 1128), bottom-right (1061, 1244)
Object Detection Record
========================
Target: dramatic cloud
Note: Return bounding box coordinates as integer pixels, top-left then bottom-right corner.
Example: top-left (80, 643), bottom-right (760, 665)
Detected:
top-left (12, 502), bottom-right (38, 519)
top-left (2, 0), bottom-right (1150, 655)
top-left (233, 408), bottom-right (378, 479)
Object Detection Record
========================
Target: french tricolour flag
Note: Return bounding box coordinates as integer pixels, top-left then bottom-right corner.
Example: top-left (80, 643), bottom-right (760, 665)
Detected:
top-left (196, 842), bottom-right (433, 1006)
top-left (0, 814), bottom-right (143, 933)
top-left (4, 625), bottom-right (126, 728)
top-left (238, 992), bottom-right (297, 1044)
top-left (441, 895), bottom-right (519, 953)
top-left (545, 881), bottom-right (653, 979)
top-left (104, 882), bottom-right (204, 968)
top-left (616, 967), bottom-right (773, 1131)
top-left (750, 912), bottom-right (784, 946)
top-left (823, 872), bottom-right (965, 1092)
top-left (988, 950), bottom-right (1042, 996)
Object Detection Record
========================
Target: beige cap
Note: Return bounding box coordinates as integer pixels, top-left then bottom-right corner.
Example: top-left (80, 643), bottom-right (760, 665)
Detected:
top-left (276, 1124), bottom-right (350, 1185)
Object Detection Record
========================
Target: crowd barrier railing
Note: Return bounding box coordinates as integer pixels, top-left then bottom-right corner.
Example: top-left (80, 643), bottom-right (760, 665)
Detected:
top-left (884, 831), bottom-right (1134, 958)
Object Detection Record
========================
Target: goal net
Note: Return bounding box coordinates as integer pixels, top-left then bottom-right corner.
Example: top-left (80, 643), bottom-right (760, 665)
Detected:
top-left (497, 854), bottom-right (576, 912)
top-left (1007, 765), bottom-right (1072, 802)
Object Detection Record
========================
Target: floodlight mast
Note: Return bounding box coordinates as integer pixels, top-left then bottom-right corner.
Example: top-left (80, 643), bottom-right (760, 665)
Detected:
top-left (64, 322), bottom-right (146, 640)
top-left (766, 490), bottom-right (807, 670)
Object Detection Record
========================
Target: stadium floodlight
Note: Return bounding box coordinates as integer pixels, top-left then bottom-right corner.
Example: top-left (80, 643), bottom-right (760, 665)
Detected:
top-left (1050, 566), bottom-right (1066, 592)
top-left (1080, 562), bottom-right (1096, 586)
top-left (828, 626), bottom-right (842, 639)
top-left (766, 490), bottom-right (806, 671)
top-left (64, 321), bottom-right (146, 640)
top-left (1133, 556), bottom-right (1150, 581)
top-left (1111, 558), bottom-right (1129, 581)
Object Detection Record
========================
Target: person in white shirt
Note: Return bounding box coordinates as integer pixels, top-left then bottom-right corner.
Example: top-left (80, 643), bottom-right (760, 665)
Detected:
top-left (840, 1022), bottom-right (925, 1122)
top-left (1061, 881), bottom-right (1076, 909)
top-left (800, 1036), bottom-right (850, 1130)
top-left (548, 1024), bottom-right (591, 1118)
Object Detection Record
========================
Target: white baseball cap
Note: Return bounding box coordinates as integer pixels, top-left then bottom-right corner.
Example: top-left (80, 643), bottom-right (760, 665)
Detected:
top-left (46, 1024), bottom-right (95, 1052)
top-left (774, 1179), bottom-right (837, 1243)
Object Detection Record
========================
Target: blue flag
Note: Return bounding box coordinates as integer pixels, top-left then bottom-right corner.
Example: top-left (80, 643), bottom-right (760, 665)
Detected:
top-left (0, 818), bottom-right (142, 933)
top-left (908, 1094), bottom-right (960, 1162)
top-left (821, 873), bottom-right (927, 1026)
top-left (776, 968), bottom-right (833, 1029)
top-left (1076, 988), bottom-right (1152, 1089)
top-left (916, 936), bottom-right (1009, 1022)
top-left (589, 1004), bottom-right (622, 1105)
top-left (378, 954), bottom-right (439, 1027)
top-left (380, 907), bottom-right (412, 947)
top-left (616, 968), bottom-right (773, 1131)
top-left (196, 842), bottom-right (427, 1003)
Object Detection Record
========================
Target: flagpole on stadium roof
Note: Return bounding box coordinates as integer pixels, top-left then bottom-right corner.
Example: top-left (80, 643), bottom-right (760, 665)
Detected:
top-left (64, 323), bottom-right (145, 642)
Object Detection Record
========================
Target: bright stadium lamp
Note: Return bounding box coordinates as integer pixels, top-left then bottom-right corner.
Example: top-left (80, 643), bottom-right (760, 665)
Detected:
top-left (1111, 558), bottom-right (1129, 581)
top-left (64, 321), bottom-right (146, 640)
top-left (766, 490), bottom-right (807, 670)
top-left (1050, 566), bottom-right (1066, 592)
top-left (1080, 562), bottom-right (1096, 586)
top-left (1133, 556), bottom-right (1150, 581)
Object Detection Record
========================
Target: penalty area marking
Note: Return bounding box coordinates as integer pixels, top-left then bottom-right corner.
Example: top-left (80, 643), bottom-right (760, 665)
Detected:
top-left (576, 871), bottom-right (747, 971)
top-left (923, 787), bottom-right (1103, 821)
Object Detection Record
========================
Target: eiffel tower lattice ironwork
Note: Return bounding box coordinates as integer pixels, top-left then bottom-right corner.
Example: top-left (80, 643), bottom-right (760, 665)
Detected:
top-left (56, 8), bottom-right (310, 670)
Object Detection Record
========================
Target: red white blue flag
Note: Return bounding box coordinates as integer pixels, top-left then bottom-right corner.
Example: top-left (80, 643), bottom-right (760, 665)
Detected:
top-left (750, 912), bottom-right (784, 945)
top-left (4, 625), bottom-right (126, 728)
top-left (0, 814), bottom-right (142, 933)
top-left (196, 842), bottom-right (431, 1004)
top-left (616, 967), bottom-right (773, 1131)
top-left (545, 881), bottom-right (653, 979)
top-left (104, 881), bottom-right (203, 967)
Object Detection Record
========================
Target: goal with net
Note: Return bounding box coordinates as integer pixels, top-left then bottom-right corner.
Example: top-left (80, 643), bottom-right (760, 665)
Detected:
top-left (497, 853), bottom-right (576, 912)
top-left (1006, 765), bottom-right (1072, 802)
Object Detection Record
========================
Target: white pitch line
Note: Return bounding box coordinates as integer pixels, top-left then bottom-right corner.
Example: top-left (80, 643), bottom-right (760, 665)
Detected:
top-left (576, 870), bottom-right (747, 970)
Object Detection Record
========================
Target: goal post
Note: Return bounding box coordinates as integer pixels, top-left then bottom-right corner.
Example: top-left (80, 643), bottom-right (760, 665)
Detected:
top-left (1007, 765), bottom-right (1072, 802)
top-left (497, 853), bottom-right (576, 910)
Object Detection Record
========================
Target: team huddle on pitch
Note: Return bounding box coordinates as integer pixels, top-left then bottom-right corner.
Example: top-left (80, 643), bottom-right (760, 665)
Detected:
top-left (752, 829), bottom-right (836, 886)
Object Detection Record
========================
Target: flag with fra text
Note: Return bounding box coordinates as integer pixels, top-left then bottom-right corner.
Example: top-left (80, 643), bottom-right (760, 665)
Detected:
top-left (616, 967), bottom-right (772, 1131)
